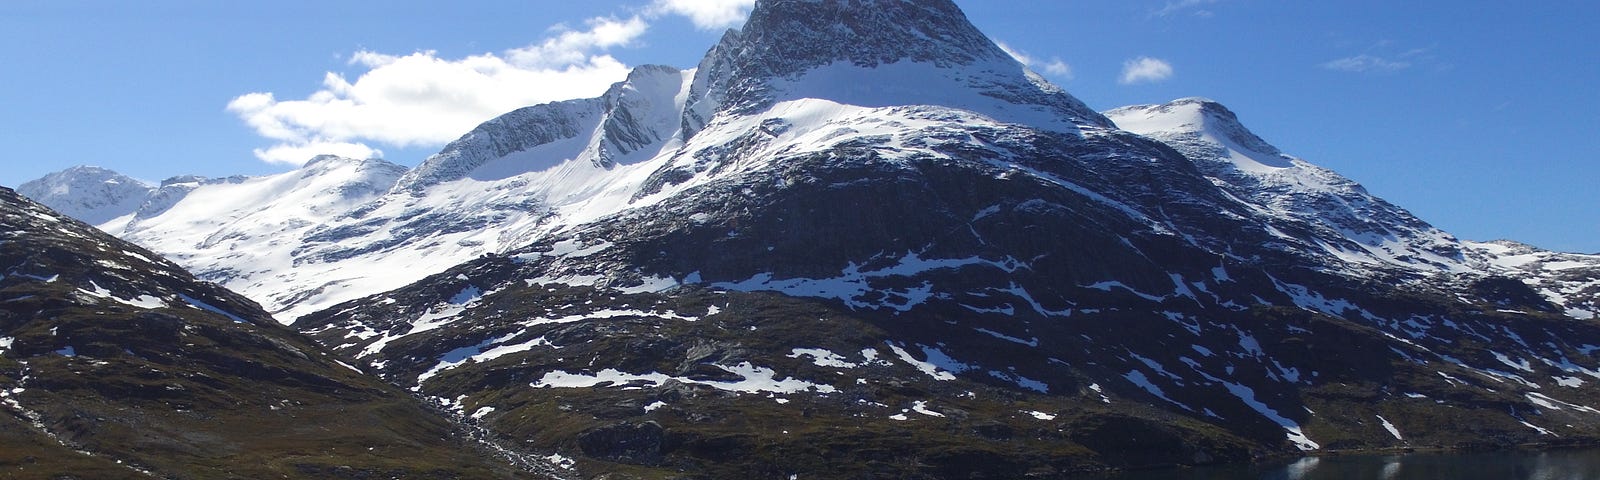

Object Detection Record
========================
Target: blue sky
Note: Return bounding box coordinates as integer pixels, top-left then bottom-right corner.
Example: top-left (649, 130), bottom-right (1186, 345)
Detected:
top-left (1, 0), bottom-right (1596, 252)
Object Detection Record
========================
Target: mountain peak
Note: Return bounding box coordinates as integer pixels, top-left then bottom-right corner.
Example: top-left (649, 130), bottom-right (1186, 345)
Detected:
top-left (396, 63), bottom-right (692, 192)
top-left (300, 154), bottom-right (402, 177)
top-left (16, 165), bottom-right (153, 225)
top-left (303, 153), bottom-right (363, 168)
top-left (1105, 97), bottom-right (1285, 164)
top-left (680, 0), bottom-right (1107, 138)
top-left (739, 0), bottom-right (1006, 75)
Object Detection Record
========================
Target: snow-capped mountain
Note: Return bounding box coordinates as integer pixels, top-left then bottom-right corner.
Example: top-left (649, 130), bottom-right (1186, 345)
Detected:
top-left (1466, 240), bottom-right (1600, 319)
top-left (97, 155), bottom-right (411, 320)
top-left (14, 0), bottom-right (1600, 476)
top-left (285, 0), bottom-right (1600, 476)
top-left (0, 187), bottom-right (534, 478)
top-left (1105, 98), bottom-right (1468, 274)
top-left (16, 166), bottom-right (153, 226)
top-left (21, 65), bottom-right (697, 322)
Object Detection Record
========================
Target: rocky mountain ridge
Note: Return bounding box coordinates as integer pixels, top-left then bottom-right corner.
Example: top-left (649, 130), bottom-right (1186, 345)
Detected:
top-left (10, 0), bottom-right (1600, 477)
top-left (0, 187), bottom-right (543, 478)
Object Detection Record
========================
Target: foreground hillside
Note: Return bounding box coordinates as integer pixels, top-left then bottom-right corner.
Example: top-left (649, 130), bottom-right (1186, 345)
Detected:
top-left (0, 187), bottom-right (536, 478)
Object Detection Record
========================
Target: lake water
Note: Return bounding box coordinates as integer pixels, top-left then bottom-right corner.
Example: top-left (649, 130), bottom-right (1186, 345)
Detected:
top-left (1096, 448), bottom-right (1600, 480)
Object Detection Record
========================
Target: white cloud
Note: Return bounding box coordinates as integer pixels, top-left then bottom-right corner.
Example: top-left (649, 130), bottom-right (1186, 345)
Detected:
top-left (1319, 54), bottom-right (1412, 73)
top-left (648, 0), bottom-right (755, 31)
top-left (1041, 59), bottom-right (1074, 79)
top-left (1119, 56), bottom-right (1173, 84)
top-left (507, 16), bottom-right (649, 68)
top-left (996, 41), bottom-right (1073, 80)
top-left (1153, 0), bottom-right (1218, 17)
top-left (227, 16), bottom-right (646, 166)
top-left (252, 140), bottom-right (382, 166)
top-left (995, 41), bottom-right (1034, 65)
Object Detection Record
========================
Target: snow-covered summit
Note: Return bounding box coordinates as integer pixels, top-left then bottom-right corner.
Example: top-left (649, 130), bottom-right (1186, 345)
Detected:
top-left (1106, 97), bottom-right (1287, 171)
top-left (19, 0), bottom-right (1596, 329)
top-left (16, 165), bottom-right (153, 225)
top-left (96, 156), bottom-right (407, 319)
top-left (396, 65), bottom-right (692, 192)
top-left (1107, 97), bottom-right (1468, 274)
top-left (679, 0), bottom-right (1108, 139)
top-left (1465, 240), bottom-right (1600, 319)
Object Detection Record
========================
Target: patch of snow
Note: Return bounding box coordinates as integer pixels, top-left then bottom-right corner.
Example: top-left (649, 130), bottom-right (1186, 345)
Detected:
top-left (788, 348), bottom-right (859, 368)
top-left (886, 342), bottom-right (971, 381)
top-left (1234, 327), bottom-right (1265, 357)
top-left (644, 401), bottom-right (667, 412)
top-left (532, 363), bottom-right (836, 395)
top-left (539, 238), bottom-right (614, 259)
top-left (543, 453), bottom-right (576, 470)
top-left (418, 335), bottom-right (555, 384)
top-left (1084, 280), bottom-right (1166, 301)
top-left (1088, 383), bottom-right (1110, 403)
top-left (1520, 421), bottom-right (1555, 436)
top-left (179, 294), bottom-right (248, 323)
top-left (1377, 415), bottom-right (1403, 440)
top-left (120, 294), bottom-right (167, 309)
top-left (523, 274), bottom-right (606, 289)
top-left (1130, 353), bottom-right (1186, 384)
top-left (55, 346), bottom-right (76, 357)
top-left (1168, 273), bottom-right (1198, 300)
top-left (1525, 392), bottom-right (1600, 414)
top-left (989, 370), bottom-right (1049, 393)
top-left (618, 275), bottom-right (679, 294)
top-left (974, 328), bottom-right (1038, 347)
top-left (448, 285), bottom-right (483, 305)
top-left (712, 252), bottom-right (1025, 312)
top-left (78, 281), bottom-right (168, 309)
top-left (521, 308), bottom-right (697, 327)
top-left (1211, 265), bottom-right (1232, 282)
top-left (1268, 276), bottom-right (1385, 322)
top-left (1123, 370), bottom-right (1192, 411)
top-left (910, 400), bottom-right (944, 417)
top-left (1025, 410), bottom-right (1056, 420)
top-left (333, 360), bottom-right (364, 374)
top-left (122, 251), bottom-right (155, 264)
top-left (1218, 380), bottom-right (1319, 450)
top-left (534, 369), bottom-right (671, 388)
top-left (711, 362), bottom-right (838, 394)
top-left (1164, 311), bottom-right (1201, 335)
top-left (470, 406), bottom-right (496, 419)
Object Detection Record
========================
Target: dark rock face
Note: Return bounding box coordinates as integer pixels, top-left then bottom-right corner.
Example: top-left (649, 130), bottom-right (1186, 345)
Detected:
top-left (400, 64), bottom-right (686, 191)
top-left (0, 188), bottom-right (532, 479)
top-left (298, 112), bottom-right (1600, 477)
top-left (738, 0), bottom-right (1006, 74)
top-left (396, 99), bottom-right (604, 191)
top-left (578, 421), bottom-right (666, 465)
top-left (285, 0), bottom-right (1600, 478)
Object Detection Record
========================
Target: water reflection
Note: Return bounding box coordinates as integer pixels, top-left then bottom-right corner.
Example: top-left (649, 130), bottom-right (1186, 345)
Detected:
top-left (1378, 456), bottom-right (1400, 480)
top-left (1281, 456), bottom-right (1318, 480)
top-left (1094, 448), bottom-right (1600, 480)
